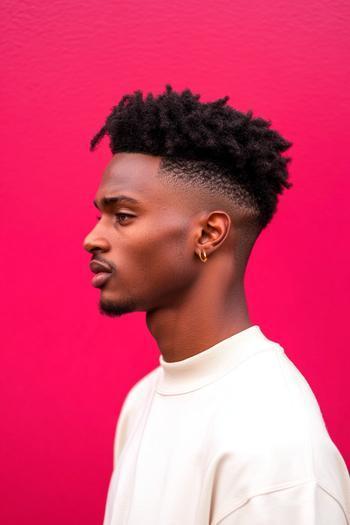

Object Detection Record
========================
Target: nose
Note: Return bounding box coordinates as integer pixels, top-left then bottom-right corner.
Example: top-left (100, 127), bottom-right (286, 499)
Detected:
top-left (83, 227), bottom-right (110, 254)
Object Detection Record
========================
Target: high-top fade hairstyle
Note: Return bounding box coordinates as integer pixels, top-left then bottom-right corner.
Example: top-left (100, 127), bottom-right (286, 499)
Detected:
top-left (90, 84), bottom-right (293, 238)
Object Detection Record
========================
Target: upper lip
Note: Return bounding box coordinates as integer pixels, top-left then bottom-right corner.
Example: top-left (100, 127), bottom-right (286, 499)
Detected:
top-left (89, 259), bottom-right (113, 274)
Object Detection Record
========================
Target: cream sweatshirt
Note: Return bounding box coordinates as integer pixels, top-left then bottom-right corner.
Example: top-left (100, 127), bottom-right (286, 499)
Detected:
top-left (102, 325), bottom-right (350, 524)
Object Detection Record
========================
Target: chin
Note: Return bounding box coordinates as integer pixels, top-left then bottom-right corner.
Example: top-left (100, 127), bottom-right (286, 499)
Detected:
top-left (98, 296), bottom-right (138, 317)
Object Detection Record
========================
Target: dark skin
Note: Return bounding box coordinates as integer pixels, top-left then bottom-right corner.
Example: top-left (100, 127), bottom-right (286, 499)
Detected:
top-left (83, 152), bottom-right (253, 362)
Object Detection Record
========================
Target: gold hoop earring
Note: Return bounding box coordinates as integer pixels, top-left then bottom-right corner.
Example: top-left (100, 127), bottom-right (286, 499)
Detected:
top-left (198, 249), bottom-right (208, 263)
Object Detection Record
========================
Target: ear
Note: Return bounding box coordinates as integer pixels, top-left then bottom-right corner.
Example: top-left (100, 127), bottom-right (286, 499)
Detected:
top-left (194, 211), bottom-right (231, 256)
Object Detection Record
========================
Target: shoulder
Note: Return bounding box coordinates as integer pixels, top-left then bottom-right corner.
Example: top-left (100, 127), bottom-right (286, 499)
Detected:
top-left (218, 341), bottom-right (328, 434)
top-left (209, 344), bottom-right (350, 519)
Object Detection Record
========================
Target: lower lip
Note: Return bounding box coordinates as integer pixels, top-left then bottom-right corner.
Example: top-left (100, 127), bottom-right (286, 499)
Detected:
top-left (91, 272), bottom-right (113, 288)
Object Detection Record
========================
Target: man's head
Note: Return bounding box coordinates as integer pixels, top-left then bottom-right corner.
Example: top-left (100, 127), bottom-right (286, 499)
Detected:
top-left (83, 85), bottom-right (292, 317)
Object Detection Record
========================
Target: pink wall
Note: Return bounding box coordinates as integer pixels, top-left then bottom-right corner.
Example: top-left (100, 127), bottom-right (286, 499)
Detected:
top-left (1, 1), bottom-right (349, 523)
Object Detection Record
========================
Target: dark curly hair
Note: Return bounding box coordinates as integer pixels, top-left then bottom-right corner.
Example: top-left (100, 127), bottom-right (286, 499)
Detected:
top-left (90, 84), bottom-right (292, 234)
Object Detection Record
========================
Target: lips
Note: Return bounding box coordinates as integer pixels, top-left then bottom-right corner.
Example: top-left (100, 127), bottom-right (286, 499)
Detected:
top-left (89, 260), bottom-right (113, 274)
top-left (91, 272), bottom-right (112, 288)
top-left (89, 259), bottom-right (114, 288)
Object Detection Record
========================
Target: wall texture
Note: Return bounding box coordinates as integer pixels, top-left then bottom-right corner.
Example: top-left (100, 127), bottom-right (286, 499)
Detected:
top-left (1, 1), bottom-right (349, 523)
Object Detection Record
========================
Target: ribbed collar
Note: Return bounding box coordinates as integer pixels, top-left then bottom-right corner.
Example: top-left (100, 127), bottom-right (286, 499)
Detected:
top-left (156, 325), bottom-right (279, 395)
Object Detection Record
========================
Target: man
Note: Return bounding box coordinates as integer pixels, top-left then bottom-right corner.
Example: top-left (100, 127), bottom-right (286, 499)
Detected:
top-left (83, 85), bottom-right (350, 524)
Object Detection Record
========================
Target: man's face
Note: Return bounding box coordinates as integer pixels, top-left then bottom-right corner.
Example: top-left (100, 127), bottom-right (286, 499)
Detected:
top-left (83, 152), bottom-right (200, 317)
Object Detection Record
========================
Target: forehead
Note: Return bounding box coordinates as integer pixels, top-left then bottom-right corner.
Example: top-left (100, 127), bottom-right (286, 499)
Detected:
top-left (97, 152), bottom-right (163, 201)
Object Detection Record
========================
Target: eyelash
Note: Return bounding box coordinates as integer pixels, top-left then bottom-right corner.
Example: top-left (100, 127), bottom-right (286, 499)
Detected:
top-left (96, 213), bottom-right (133, 224)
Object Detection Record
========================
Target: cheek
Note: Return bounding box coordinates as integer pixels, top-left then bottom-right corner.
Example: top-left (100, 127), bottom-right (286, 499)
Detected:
top-left (113, 215), bottom-right (194, 286)
top-left (136, 225), bottom-right (194, 287)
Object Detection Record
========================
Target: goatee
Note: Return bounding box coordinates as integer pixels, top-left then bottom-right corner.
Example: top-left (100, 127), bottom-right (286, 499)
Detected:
top-left (98, 297), bottom-right (137, 317)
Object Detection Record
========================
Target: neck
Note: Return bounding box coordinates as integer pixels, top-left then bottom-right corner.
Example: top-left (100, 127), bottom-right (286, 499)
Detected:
top-left (146, 270), bottom-right (252, 362)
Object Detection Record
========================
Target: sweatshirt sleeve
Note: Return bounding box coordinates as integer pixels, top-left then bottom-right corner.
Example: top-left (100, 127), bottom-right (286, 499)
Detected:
top-left (214, 481), bottom-right (349, 525)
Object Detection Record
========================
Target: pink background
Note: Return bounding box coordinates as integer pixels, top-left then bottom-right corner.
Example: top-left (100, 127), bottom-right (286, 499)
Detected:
top-left (1, 1), bottom-right (349, 523)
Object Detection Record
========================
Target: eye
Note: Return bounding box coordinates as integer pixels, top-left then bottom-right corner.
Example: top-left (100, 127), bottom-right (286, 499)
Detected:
top-left (95, 213), bottom-right (134, 224)
top-left (115, 213), bottom-right (134, 224)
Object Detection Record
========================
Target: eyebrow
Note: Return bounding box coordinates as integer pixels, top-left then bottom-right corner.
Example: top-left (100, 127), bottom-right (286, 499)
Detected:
top-left (93, 195), bottom-right (141, 210)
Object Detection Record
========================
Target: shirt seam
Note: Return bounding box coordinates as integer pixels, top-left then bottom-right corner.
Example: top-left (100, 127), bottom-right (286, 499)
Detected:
top-left (317, 482), bottom-right (350, 524)
top-left (214, 478), bottom-right (348, 524)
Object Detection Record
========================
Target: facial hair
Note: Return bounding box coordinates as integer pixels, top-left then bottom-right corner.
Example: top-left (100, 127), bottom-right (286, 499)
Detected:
top-left (98, 296), bottom-right (138, 317)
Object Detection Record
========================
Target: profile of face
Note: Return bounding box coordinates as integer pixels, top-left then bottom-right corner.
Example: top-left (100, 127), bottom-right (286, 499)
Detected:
top-left (83, 153), bottom-right (208, 317)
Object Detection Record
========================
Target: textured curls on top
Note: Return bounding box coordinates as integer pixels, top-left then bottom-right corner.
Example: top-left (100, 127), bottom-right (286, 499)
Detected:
top-left (90, 84), bottom-right (293, 231)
